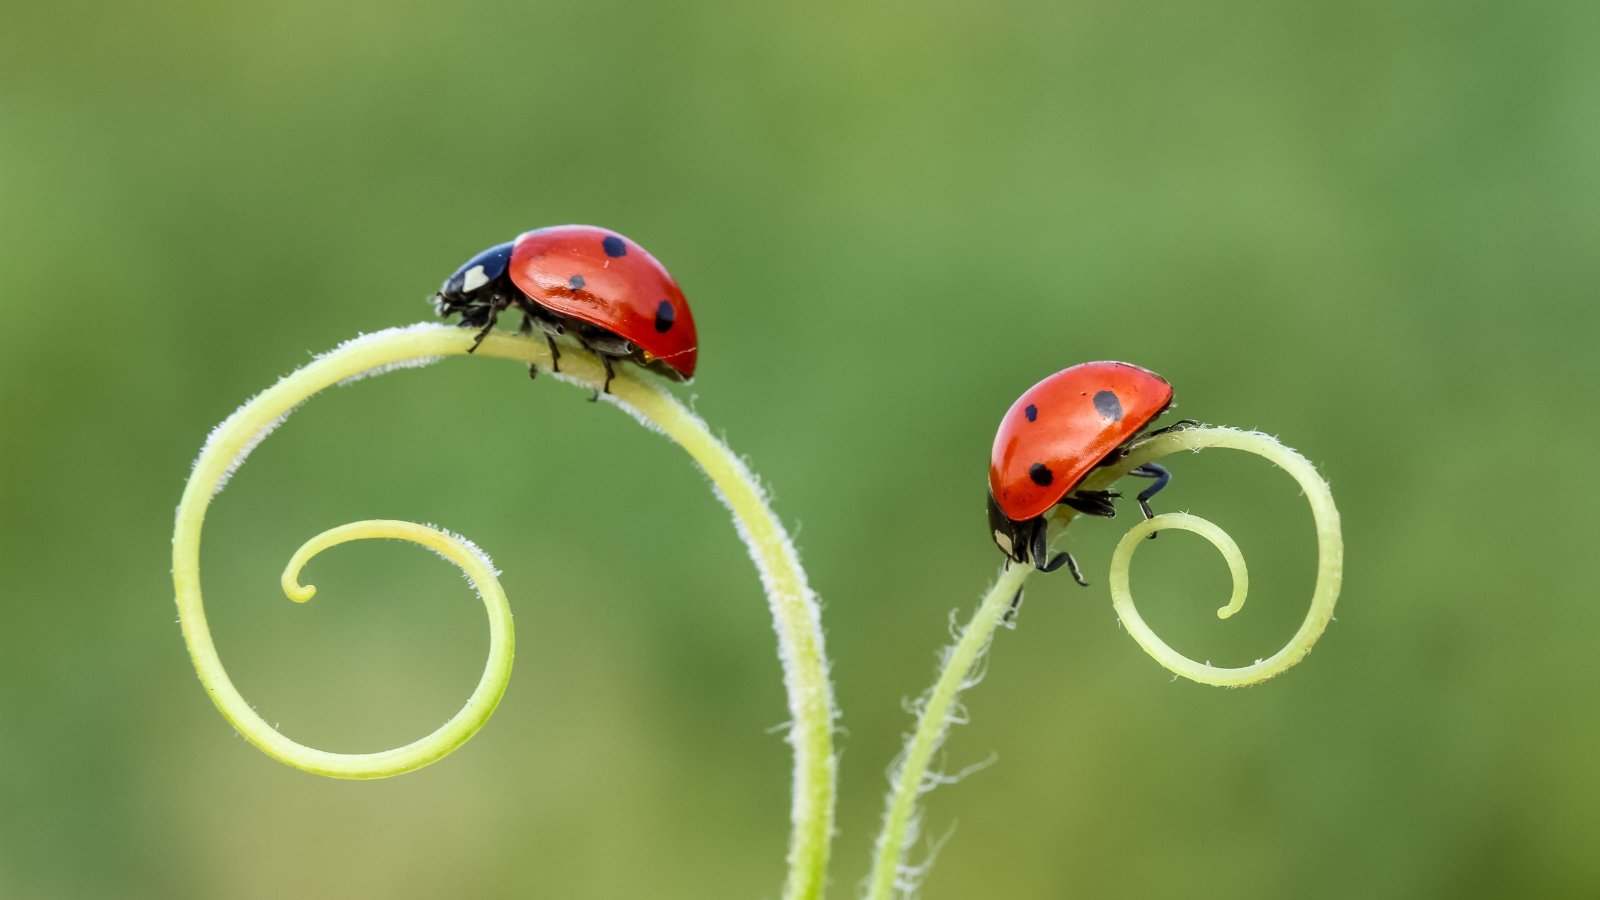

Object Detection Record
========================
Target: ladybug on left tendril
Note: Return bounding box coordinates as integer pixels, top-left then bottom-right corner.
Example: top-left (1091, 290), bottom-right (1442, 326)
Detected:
top-left (433, 225), bottom-right (698, 392)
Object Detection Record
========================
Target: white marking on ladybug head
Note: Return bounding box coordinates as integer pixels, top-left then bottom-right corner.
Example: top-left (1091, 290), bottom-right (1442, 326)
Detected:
top-left (993, 530), bottom-right (1014, 556)
top-left (461, 264), bottom-right (489, 292)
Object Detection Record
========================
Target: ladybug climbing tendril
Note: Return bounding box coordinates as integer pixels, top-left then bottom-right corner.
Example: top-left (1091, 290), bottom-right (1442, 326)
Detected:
top-left (987, 361), bottom-right (1196, 584)
top-left (869, 370), bottom-right (1343, 898)
top-left (434, 225), bottom-right (699, 392)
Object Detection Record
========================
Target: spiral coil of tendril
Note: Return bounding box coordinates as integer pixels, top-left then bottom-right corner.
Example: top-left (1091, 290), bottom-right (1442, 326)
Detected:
top-left (171, 323), bottom-right (836, 900)
top-left (1093, 425), bottom-right (1343, 687)
top-left (865, 425), bottom-right (1342, 899)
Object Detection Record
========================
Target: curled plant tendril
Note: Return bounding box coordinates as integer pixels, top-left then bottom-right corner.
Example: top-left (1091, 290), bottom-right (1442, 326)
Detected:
top-left (1094, 425), bottom-right (1343, 687)
top-left (865, 425), bottom-right (1342, 900)
top-left (1114, 512), bottom-right (1249, 620)
top-left (172, 323), bottom-right (835, 900)
top-left (281, 520), bottom-right (509, 777)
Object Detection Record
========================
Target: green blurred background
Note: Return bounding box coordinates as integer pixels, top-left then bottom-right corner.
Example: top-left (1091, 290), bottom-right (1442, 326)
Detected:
top-left (2, 0), bottom-right (1596, 897)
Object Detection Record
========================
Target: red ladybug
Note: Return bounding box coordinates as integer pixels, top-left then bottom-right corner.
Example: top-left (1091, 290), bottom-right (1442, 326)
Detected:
top-left (987, 361), bottom-right (1190, 583)
top-left (434, 225), bottom-right (698, 390)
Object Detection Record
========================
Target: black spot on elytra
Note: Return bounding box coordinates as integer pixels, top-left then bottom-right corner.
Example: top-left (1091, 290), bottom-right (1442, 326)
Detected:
top-left (1093, 390), bottom-right (1123, 421)
top-left (654, 299), bottom-right (675, 333)
top-left (1024, 403), bottom-right (1038, 422)
top-left (1029, 463), bottom-right (1053, 486)
top-left (602, 235), bottom-right (627, 258)
top-left (567, 274), bottom-right (586, 291)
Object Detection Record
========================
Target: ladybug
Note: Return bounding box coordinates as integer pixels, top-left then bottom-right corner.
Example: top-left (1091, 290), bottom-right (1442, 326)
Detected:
top-left (987, 361), bottom-right (1193, 585)
top-left (434, 225), bottom-right (698, 391)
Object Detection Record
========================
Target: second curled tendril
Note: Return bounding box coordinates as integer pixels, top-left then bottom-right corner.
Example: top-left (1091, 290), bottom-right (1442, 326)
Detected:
top-left (866, 361), bottom-right (1343, 900)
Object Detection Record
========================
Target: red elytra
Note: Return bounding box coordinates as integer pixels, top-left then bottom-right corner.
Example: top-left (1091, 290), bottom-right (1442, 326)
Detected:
top-left (989, 361), bottom-right (1173, 523)
top-left (509, 225), bottom-right (698, 379)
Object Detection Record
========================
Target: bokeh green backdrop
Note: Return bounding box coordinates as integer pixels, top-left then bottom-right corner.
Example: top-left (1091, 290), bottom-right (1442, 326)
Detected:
top-left (2, 0), bottom-right (1596, 897)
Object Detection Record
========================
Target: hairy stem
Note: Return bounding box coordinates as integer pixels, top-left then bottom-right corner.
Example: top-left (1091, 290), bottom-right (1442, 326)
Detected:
top-left (863, 562), bottom-right (1029, 900)
top-left (863, 426), bottom-right (1341, 898)
top-left (172, 323), bottom-right (836, 900)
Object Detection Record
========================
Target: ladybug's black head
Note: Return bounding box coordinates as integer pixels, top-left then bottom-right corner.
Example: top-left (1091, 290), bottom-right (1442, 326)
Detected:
top-left (988, 490), bottom-right (1033, 564)
top-left (435, 241), bottom-right (515, 312)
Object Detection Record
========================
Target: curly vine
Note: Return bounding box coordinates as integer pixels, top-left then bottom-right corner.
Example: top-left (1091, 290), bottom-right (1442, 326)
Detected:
top-left (864, 425), bottom-right (1343, 899)
top-left (173, 321), bottom-right (1343, 900)
top-left (171, 323), bottom-right (837, 900)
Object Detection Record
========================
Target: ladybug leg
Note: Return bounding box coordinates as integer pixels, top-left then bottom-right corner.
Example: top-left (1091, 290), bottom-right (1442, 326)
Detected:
top-left (1004, 586), bottom-right (1025, 623)
top-left (577, 331), bottom-right (633, 397)
top-left (1028, 517), bottom-right (1049, 568)
top-left (1041, 551), bottom-right (1089, 587)
top-left (1028, 513), bottom-right (1088, 585)
top-left (544, 334), bottom-right (563, 373)
top-left (513, 314), bottom-right (539, 378)
top-left (1129, 463), bottom-right (1171, 519)
top-left (467, 305), bottom-right (501, 353)
top-left (1064, 490), bottom-right (1120, 518)
top-left (1129, 463), bottom-right (1171, 539)
top-left (585, 357), bottom-right (616, 403)
top-left (1142, 419), bottom-right (1200, 439)
top-left (512, 300), bottom-right (566, 373)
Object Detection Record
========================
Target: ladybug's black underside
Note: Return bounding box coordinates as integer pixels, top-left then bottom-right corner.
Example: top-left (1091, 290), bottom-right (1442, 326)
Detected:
top-left (988, 444), bottom-right (1179, 584)
top-left (435, 276), bottom-right (686, 382)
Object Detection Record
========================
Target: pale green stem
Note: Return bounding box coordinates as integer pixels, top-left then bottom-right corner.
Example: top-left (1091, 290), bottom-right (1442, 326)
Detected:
top-left (863, 426), bottom-right (1342, 899)
top-left (172, 323), bottom-right (836, 900)
top-left (863, 562), bottom-right (1030, 900)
